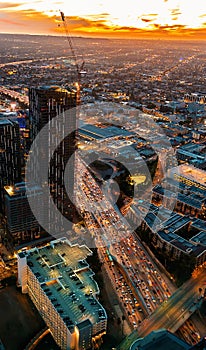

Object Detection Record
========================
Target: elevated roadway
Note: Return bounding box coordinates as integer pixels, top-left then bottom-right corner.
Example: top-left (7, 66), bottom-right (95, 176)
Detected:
top-left (76, 156), bottom-right (205, 336)
top-left (138, 267), bottom-right (206, 337)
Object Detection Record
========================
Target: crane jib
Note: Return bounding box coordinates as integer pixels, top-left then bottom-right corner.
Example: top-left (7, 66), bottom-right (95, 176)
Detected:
top-left (60, 11), bottom-right (65, 22)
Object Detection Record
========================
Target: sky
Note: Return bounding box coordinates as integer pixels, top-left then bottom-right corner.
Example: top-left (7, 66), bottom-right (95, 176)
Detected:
top-left (0, 0), bottom-right (206, 39)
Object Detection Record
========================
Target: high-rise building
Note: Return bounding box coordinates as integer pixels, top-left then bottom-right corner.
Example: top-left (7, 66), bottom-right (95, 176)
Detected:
top-left (17, 237), bottom-right (107, 350)
top-left (4, 182), bottom-right (44, 246)
top-left (0, 119), bottom-right (21, 211)
top-left (29, 86), bottom-right (79, 232)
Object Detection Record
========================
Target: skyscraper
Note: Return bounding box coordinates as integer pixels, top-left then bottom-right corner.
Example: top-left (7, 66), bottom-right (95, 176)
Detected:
top-left (0, 119), bottom-right (21, 211)
top-left (28, 86), bottom-right (79, 233)
top-left (4, 182), bottom-right (44, 246)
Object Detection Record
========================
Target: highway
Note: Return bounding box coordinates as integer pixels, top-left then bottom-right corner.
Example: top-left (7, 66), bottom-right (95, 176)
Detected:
top-left (74, 155), bottom-right (206, 339)
top-left (138, 267), bottom-right (206, 337)
top-left (177, 320), bottom-right (201, 346)
top-left (0, 56), bottom-right (68, 68)
top-left (75, 156), bottom-right (177, 330)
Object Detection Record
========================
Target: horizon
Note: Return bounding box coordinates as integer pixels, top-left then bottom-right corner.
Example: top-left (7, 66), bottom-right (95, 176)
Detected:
top-left (0, 32), bottom-right (206, 42)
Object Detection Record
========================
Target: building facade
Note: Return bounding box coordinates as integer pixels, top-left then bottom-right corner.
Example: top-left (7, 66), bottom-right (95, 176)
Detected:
top-left (4, 182), bottom-right (44, 246)
top-left (0, 119), bottom-right (21, 211)
top-left (17, 238), bottom-right (107, 350)
top-left (29, 86), bottom-right (79, 232)
top-left (128, 200), bottom-right (206, 266)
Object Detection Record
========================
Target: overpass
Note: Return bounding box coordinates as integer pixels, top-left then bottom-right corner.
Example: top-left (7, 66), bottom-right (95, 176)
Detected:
top-left (138, 267), bottom-right (206, 337)
top-left (117, 268), bottom-right (206, 350)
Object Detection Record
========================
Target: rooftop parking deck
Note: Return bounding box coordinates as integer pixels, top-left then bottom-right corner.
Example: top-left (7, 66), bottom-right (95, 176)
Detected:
top-left (25, 238), bottom-right (106, 328)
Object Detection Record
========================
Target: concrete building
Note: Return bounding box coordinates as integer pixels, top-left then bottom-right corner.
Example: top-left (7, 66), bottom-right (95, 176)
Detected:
top-left (0, 119), bottom-right (21, 211)
top-left (176, 143), bottom-right (206, 170)
top-left (167, 164), bottom-right (206, 192)
top-left (4, 182), bottom-right (44, 246)
top-left (184, 93), bottom-right (206, 104)
top-left (152, 166), bottom-right (206, 220)
top-left (17, 237), bottom-right (107, 350)
top-left (29, 86), bottom-right (79, 230)
top-left (152, 182), bottom-right (206, 219)
top-left (130, 329), bottom-right (190, 350)
top-left (128, 200), bottom-right (206, 266)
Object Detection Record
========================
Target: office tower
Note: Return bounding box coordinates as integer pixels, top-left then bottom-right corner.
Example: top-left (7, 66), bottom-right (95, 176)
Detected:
top-left (4, 182), bottom-right (44, 246)
top-left (29, 86), bottom-right (79, 232)
top-left (0, 119), bottom-right (21, 211)
top-left (17, 238), bottom-right (107, 350)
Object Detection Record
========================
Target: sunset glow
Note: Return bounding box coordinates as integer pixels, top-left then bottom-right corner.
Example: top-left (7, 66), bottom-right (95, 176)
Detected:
top-left (0, 0), bottom-right (206, 38)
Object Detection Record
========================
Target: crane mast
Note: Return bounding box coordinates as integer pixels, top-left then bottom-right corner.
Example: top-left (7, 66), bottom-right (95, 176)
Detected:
top-left (60, 10), bottom-right (85, 105)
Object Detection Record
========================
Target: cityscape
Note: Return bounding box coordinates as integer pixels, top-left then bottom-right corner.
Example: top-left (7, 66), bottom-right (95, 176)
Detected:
top-left (0, 2), bottom-right (206, 350)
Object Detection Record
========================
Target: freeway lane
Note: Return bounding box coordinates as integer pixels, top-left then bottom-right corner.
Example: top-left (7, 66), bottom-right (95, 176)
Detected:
top-left (138, 267), bottom-right (206, 337)
top-left (76, 156), bottom-right (178, 331)
top-left (76, 155), bottom-right (206, 336)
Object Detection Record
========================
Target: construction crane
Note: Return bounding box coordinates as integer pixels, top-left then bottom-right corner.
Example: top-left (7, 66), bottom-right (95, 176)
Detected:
top-left (60, 10), bottom-right (86, 105)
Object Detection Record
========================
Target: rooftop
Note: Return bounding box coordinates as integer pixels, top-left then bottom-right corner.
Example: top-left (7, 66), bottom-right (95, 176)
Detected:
top-left (0, 118), bottom-right (17, 126)
top-left (21, 238), bottom-right (106, 330)
top-left (38, 85), bottom-right (76, 94)
top-left (157, 228), bottom-right (206, 257)
top-left (191, 218), bottom-right (206, 232)
top-left (190, 231), bottom-right (206, 246)
top-left (130, 329), bottom-right (190, 350)
top-left (79, 123), bottom-right (133, 140)
top-left (163, 177), bottom-right (206, 198)
top-left (168, 164), bottom-right (206, 189)
top-left (4, 182), bottom-right (42, 197)
top-left (153, 185), bottom-right (203, 209)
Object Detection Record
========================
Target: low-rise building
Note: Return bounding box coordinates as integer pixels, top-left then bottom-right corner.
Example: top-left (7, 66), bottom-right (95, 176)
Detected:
top-left (128, 200), bottom-right (206, 266)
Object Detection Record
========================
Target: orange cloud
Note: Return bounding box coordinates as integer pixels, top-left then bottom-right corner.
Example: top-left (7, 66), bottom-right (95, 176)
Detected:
top-left (149, 23), bottom-right (206, 38)
top-left (0, 17), bottom-right (26, 26)
top-left (54, 14), bottom-right (115, 35)
top-left (0, 2), bottom-right (23, 9)
top-left (140, 13), bottom-right (158, 23)
top-left (170, 8), bottom-right (181, 21)
top-left (141, 18), bottom-right (153, 23)
top-left (0, 6), bottom-right (206, 40)
top-left (0, 8), bottom-right (56, 34)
